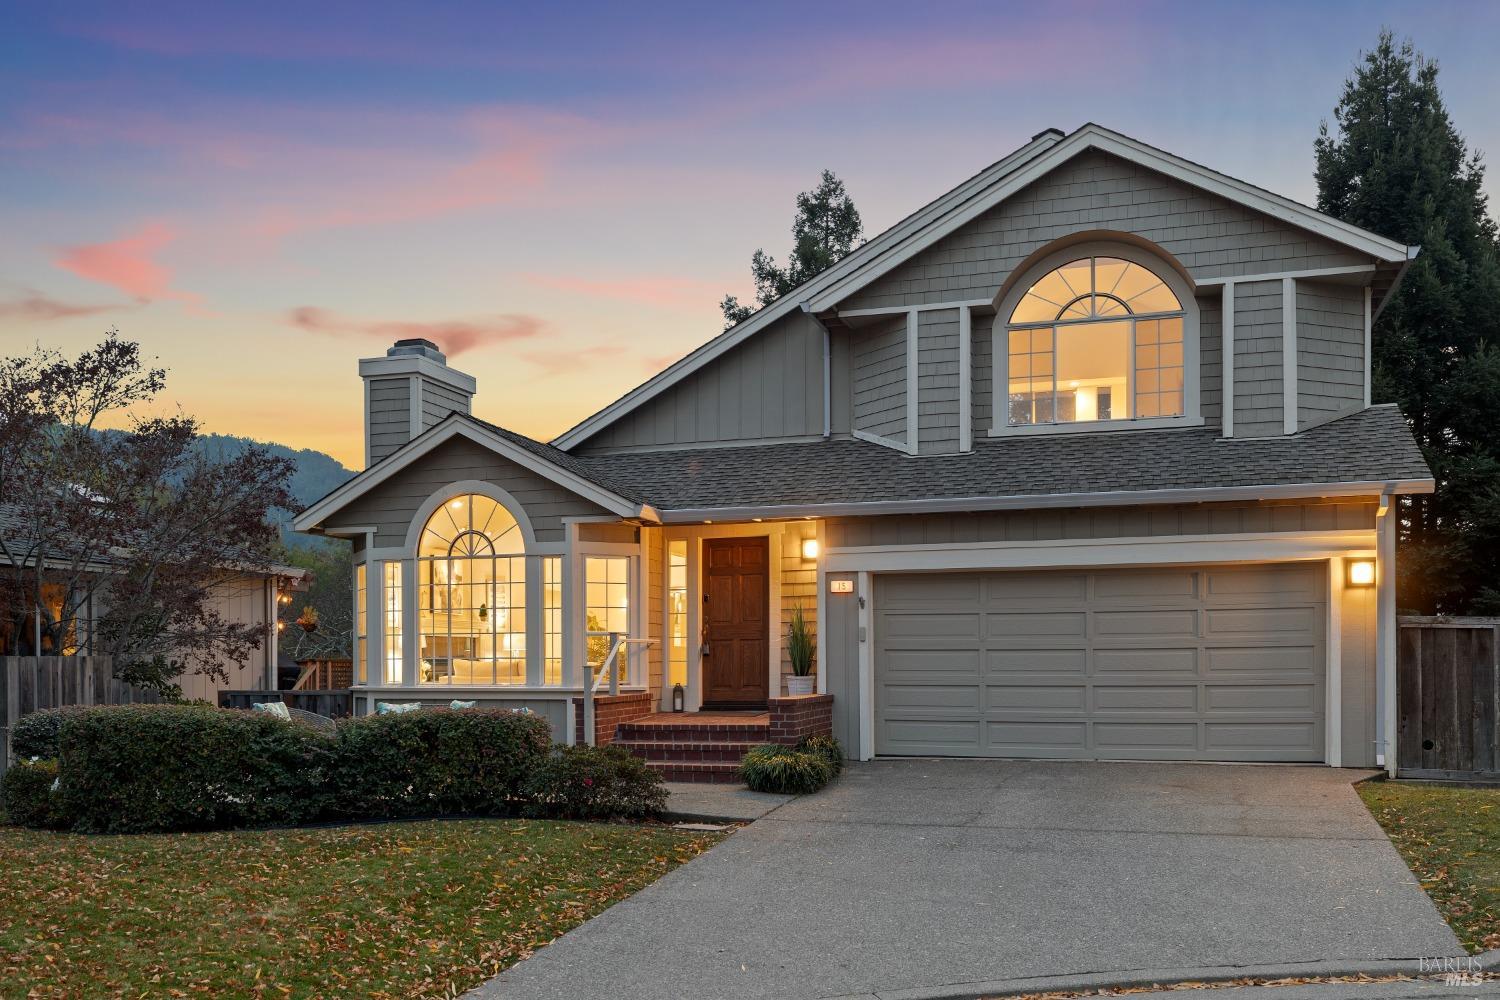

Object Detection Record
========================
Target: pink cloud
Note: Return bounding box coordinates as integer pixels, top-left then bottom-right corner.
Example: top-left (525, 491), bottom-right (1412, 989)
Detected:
top-left (523, 272), bottom-right (727, 311)
top-left (519, 343), bottom-right (628, 377)
top-left (287, 307), bottom-right (545, 358)
top-left (54, 222), bottom-right (198, 305)
top-left (0, 292), bottom-right (123, 322)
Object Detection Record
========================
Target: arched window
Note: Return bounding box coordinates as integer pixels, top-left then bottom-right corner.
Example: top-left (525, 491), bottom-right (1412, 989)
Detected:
top-left (1007, 256), bottom-right (1185, 426)
top-left (416, 493), bottom-right (526, 685)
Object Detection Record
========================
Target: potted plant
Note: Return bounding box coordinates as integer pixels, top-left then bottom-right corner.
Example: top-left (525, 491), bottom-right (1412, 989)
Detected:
top-left (295, 605), bottom-right (319, 633)
top-left (786, 603), bottom-right (815, 695)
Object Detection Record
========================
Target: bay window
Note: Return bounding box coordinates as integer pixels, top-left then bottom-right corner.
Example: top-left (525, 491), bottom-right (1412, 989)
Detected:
top-left (1006, 256), bottom-right (1185, 427)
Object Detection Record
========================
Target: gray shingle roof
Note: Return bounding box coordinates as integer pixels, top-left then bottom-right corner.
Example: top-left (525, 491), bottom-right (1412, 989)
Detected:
top-left (573, 405), bottom-right (1431, 513)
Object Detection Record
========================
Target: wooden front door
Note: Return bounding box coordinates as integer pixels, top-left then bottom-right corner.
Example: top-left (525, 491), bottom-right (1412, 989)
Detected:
top-left (702, 537), bottom-right (770, 708)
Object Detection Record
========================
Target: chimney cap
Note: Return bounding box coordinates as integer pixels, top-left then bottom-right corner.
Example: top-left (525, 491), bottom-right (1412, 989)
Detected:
top-left (387, 338), bottom-right (446, 363)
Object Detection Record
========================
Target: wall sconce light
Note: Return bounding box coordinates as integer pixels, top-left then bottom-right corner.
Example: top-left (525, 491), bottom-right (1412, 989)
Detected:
top-left (802, 538), bottom-right (820, 560)
top-left (1346, 559), bottom-right (1376, 588)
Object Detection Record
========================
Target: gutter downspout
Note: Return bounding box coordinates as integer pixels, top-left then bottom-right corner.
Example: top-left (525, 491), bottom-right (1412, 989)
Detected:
top-left (1376, 485), bottom-right (1399, 775)
top-left (803, 304), bottom-right (833, 439)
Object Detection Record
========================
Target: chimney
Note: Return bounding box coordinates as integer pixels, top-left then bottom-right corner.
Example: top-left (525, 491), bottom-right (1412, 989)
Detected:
top-left (358, 338), bottom-right (476, 468)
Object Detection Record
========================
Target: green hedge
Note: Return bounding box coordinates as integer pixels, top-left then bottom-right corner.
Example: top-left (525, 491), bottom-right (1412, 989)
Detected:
top-left (10, 705), bottom-right (92, 760)
top-left (3, 703), bottom-right (590, 834)
top-left (325, 707), bottom-right (552, 820)
top-left (522, 745), bottom-right (667, 821)
top-left (56, 704), bottom-right (334, 834)
top-left (2, 759), bottom-right (66, 829)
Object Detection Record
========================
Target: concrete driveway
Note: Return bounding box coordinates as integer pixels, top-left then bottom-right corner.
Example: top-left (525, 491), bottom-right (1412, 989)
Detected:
top-left (474, 761), bottom-right (1462, 1000)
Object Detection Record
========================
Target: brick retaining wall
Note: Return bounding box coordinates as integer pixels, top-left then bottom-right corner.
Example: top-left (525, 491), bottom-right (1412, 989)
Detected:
top-left (570, 691), bottom-right (654, 747)
top-left (768, 693), bottom-right (833, 746)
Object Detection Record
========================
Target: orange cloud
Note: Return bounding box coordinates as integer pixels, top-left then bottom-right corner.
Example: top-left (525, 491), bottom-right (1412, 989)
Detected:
top-left (287, 307), bottom-right (544, 357)
top-left (55, 222), bottom-right (188, 302)
top-left (523, 272), bottom-right (726, 311)
top-left (0, 292), bottom-right (123, 321)
top-left (518, 343), bottom-right (628, 376)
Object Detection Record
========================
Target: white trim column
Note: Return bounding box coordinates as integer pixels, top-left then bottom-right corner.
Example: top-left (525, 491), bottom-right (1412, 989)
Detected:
top-left (1221, 282), bottom-right (1235, 437)
top-left (1377, 493), bottom-right (1398, 775)
top-left (1326, 558), bottom-right (1344, 767)
top-left (561, 523), bottom-right (582, 688)
top-left (905, 310), bottom-right (919, 454)
top-left (958, 307), bottom-right (973, 452)
top-left (685, 537), bottom-right (703, 712)
top-left (524, 555), bottom-right (544, 687)
top-left (857, 570), bottom-right (874, 761)
top-left (400, 559), bottom-right (418, 686)
top-left (1363, 286), bottom-right (1373, 408)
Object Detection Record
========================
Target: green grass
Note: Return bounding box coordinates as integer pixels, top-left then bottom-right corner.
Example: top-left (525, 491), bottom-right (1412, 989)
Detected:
top-left (1359, 781), bottom-right (1500, 953)
top-left (0, 818), bottom-right (722, 999)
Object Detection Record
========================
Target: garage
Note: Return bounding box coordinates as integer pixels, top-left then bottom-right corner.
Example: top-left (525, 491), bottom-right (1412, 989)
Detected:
top-left (874, 563), bottom-right (1326, 761)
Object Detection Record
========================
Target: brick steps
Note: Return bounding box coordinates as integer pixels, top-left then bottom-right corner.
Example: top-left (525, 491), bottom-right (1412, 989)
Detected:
top-left (613, 738), bottom-right (762, 763)
top-left (615, 715), bottom-right (771, 783)
top-left (643, 760), bottom-right (743, 784)
top-left (617, 722), bottom-right (769, 744)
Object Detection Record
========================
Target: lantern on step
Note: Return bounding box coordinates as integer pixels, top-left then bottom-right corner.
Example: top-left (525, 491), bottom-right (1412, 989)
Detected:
top-left (672, 683), bottom-right (685, 713)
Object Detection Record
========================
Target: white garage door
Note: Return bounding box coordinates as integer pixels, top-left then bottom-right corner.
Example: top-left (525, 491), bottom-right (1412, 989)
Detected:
top-left (874, 564), bottom-right (1326, 761)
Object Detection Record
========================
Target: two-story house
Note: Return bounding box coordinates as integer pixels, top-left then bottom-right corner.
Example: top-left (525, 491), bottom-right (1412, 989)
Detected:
top-left (294, 124), bottom-right (1431, 778)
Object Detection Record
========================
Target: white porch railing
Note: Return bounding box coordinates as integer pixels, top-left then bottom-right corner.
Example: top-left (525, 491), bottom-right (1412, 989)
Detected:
top-left (580, 631), bottom-right (655, 746)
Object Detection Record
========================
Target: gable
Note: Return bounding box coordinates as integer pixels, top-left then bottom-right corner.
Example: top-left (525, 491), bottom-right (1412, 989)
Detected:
top-left (326, 435), bottom-right (615, 547)
top-left (839, 151), bottom-right (1374, 313)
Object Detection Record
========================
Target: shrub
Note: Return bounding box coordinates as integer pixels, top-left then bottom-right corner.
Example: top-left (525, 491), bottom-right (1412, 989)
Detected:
top-left (11, 706), bottom-right (92, 760)
top-left (798, 734), bottom-right (844, 775)
top-left (2, 759), bottom-right (67, 829)
top-left (739, 744), bottom-right (834, 794)
top-left (326, 708), bottom-right (552, 820)
top-left (55, 704), bottom-right (333, 834)
top-left (522, 745), bottom-right (667, 821)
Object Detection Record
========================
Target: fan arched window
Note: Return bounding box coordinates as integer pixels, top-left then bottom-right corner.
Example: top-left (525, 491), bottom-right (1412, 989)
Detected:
top-left (1007, 256), bottom-right (1185, 425)
top-left (416, 494), bottom-right (526, 685)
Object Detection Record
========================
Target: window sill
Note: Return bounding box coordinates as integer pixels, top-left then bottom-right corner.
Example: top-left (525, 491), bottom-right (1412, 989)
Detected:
top-left (987, 415), bottom-right (1205, 437)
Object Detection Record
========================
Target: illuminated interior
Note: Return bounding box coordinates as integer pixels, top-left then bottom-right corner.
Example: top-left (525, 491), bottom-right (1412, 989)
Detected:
top-left (1008, 256), bottom-right (1185, 425)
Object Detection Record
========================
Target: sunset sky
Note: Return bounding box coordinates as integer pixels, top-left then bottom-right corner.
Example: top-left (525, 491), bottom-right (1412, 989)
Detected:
top-left (4, 1), bottom-right (1498, 469)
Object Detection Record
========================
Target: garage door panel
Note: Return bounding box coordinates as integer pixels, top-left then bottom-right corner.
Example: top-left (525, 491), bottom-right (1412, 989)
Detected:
top-left (985, 721), bottom-right (1087, 749)
top-left (985, 611), bottom-right (1087, 638)
top-left (1092, 569), bottom-right (1198, 600)
top-left (1093, 647), bottom-right (1199, 673)
top-left (986, 649), bottom-right (1089, 673)
top-left (876, 566), bottom-right (1325, 762)
top-left (1205, 683), bottom-right (1318, 713)
top-left (1093, 609), bottom-right (1199, 637)
top-left (1094, 722), bottom-right (1199, 750)
top-left (1094, 685), bottom-right (1198, 712)
top-left (984, 683), bottom-right (1087, 711)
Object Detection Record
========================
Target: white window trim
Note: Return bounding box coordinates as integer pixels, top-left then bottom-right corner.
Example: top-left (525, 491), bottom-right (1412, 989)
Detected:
top-left (989, 244), bottom-right (1202, 437)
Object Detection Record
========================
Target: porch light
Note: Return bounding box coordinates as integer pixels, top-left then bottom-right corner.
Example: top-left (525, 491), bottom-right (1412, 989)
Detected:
top-left (672, 683), bottom-right (685, 713)
top-left (1347, 559), bottom-right (1376, 588)
top-left (801, 538), bottom-right (819, 560)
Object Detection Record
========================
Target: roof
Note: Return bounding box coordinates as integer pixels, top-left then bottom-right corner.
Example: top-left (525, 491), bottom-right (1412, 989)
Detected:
top-left (573, 406), bottom-right (1433, 519)
top-left (551, 122), bottom-right (1417, 452)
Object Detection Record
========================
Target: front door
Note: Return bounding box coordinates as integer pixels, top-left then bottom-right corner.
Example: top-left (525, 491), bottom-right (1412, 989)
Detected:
top-left (702, 537), bottom-right (770, 708)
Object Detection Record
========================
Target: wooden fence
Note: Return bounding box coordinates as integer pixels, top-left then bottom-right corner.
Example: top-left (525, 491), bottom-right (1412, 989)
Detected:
top-left (1, 656), bottom-right (164, 772)
top-left (1398, 617), bottom-right (1500, 780)
top-left (218, 689), bottom-right (352, 718)
top-left (292, 659), bottom-right (352, 691)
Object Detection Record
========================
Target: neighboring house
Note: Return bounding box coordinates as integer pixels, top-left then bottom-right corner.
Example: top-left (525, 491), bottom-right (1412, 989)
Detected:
top-left (294, 123), bottom-right (1432, 775)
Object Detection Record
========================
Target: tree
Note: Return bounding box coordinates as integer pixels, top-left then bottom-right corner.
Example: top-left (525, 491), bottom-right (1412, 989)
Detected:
top-left (720, 169), bottom-right (864, 328)
top-left (1315, 29), bottom-right (1500, 613)
top-left (0, 332), bottom-right (296, 692)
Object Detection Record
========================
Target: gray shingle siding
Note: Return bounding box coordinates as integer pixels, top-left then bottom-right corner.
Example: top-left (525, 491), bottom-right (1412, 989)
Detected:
top-left (576, 310), bottom-right (825, 453)
top-left (843, 150), bottom-right (1371, 311)
top-left (971, 313), bottom-right (994, 433)
top-left (421, 380), bottom-right (471, 430)
top-left (330, 436), bottom-right (610, 546)
top-left (917, 309), bottom-right (961, 454)
top-left (367, 377), bottom-right (411, 464)
top-left (852, 313), bottom-right (909, 443)
top-left (1297, 280), bottom-right (1365, 428)
top-left (1232, 280), bottom-right (1284, 437)
top-left (1198, 294), bottom-right (1223, 428)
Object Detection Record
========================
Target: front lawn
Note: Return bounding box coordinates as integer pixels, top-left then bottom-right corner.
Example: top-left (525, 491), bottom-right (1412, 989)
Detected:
top-left (1359, 781), bottom-right (1500, 953)
top-left (0, 818), bottom-right (722, 998)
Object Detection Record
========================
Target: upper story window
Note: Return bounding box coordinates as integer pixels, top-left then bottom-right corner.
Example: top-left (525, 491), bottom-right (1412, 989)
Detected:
top-left (1007, 256), bottom-right (1185, 426)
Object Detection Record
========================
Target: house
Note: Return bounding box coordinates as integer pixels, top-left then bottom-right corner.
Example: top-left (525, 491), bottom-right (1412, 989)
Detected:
top-left (293, 123), bottom-right (1432, 778)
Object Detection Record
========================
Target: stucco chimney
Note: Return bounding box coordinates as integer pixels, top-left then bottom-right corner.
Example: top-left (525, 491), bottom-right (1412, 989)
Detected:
top-left (358, 338), bottom-right (476, 468)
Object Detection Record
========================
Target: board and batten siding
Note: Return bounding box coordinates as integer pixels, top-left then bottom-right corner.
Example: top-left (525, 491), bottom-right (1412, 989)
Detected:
top-left (367, 378), bottom-right (412, 464)
top-left (575, 310), bottom-right (825, 453)
top-left (329, 436), bottom-right (611, 546)
top-left (917, 309), bottom-right (962, 454)
top-left (852, 313), bottom-right (909, 444)
top-left (1296, 280), bottom-right (1365, 428)
top-left (842, 150), bottom-right (1372, 312)
top-left (1231, 279), bottom-right (1285, 438)
top-left (825, 499), bottom-right (1377, 549)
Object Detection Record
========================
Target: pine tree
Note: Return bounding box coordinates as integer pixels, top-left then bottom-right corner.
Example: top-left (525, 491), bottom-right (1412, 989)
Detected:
top-left (1316, 29), bottom-right (1500, 612)
top-left (720, 169), bottom-right (863, 329)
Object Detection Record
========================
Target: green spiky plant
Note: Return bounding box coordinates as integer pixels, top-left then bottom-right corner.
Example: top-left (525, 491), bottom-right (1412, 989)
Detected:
top-left (787, 603), bottom-right (814, 678)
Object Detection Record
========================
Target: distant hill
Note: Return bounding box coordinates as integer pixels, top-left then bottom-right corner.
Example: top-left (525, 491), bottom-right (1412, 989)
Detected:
top-left (192, 434), bottom-right (357, 545)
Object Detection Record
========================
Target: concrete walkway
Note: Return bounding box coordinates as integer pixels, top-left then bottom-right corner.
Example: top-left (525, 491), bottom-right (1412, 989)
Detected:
top-left (473, 760), bottom-right (1464, 1000)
